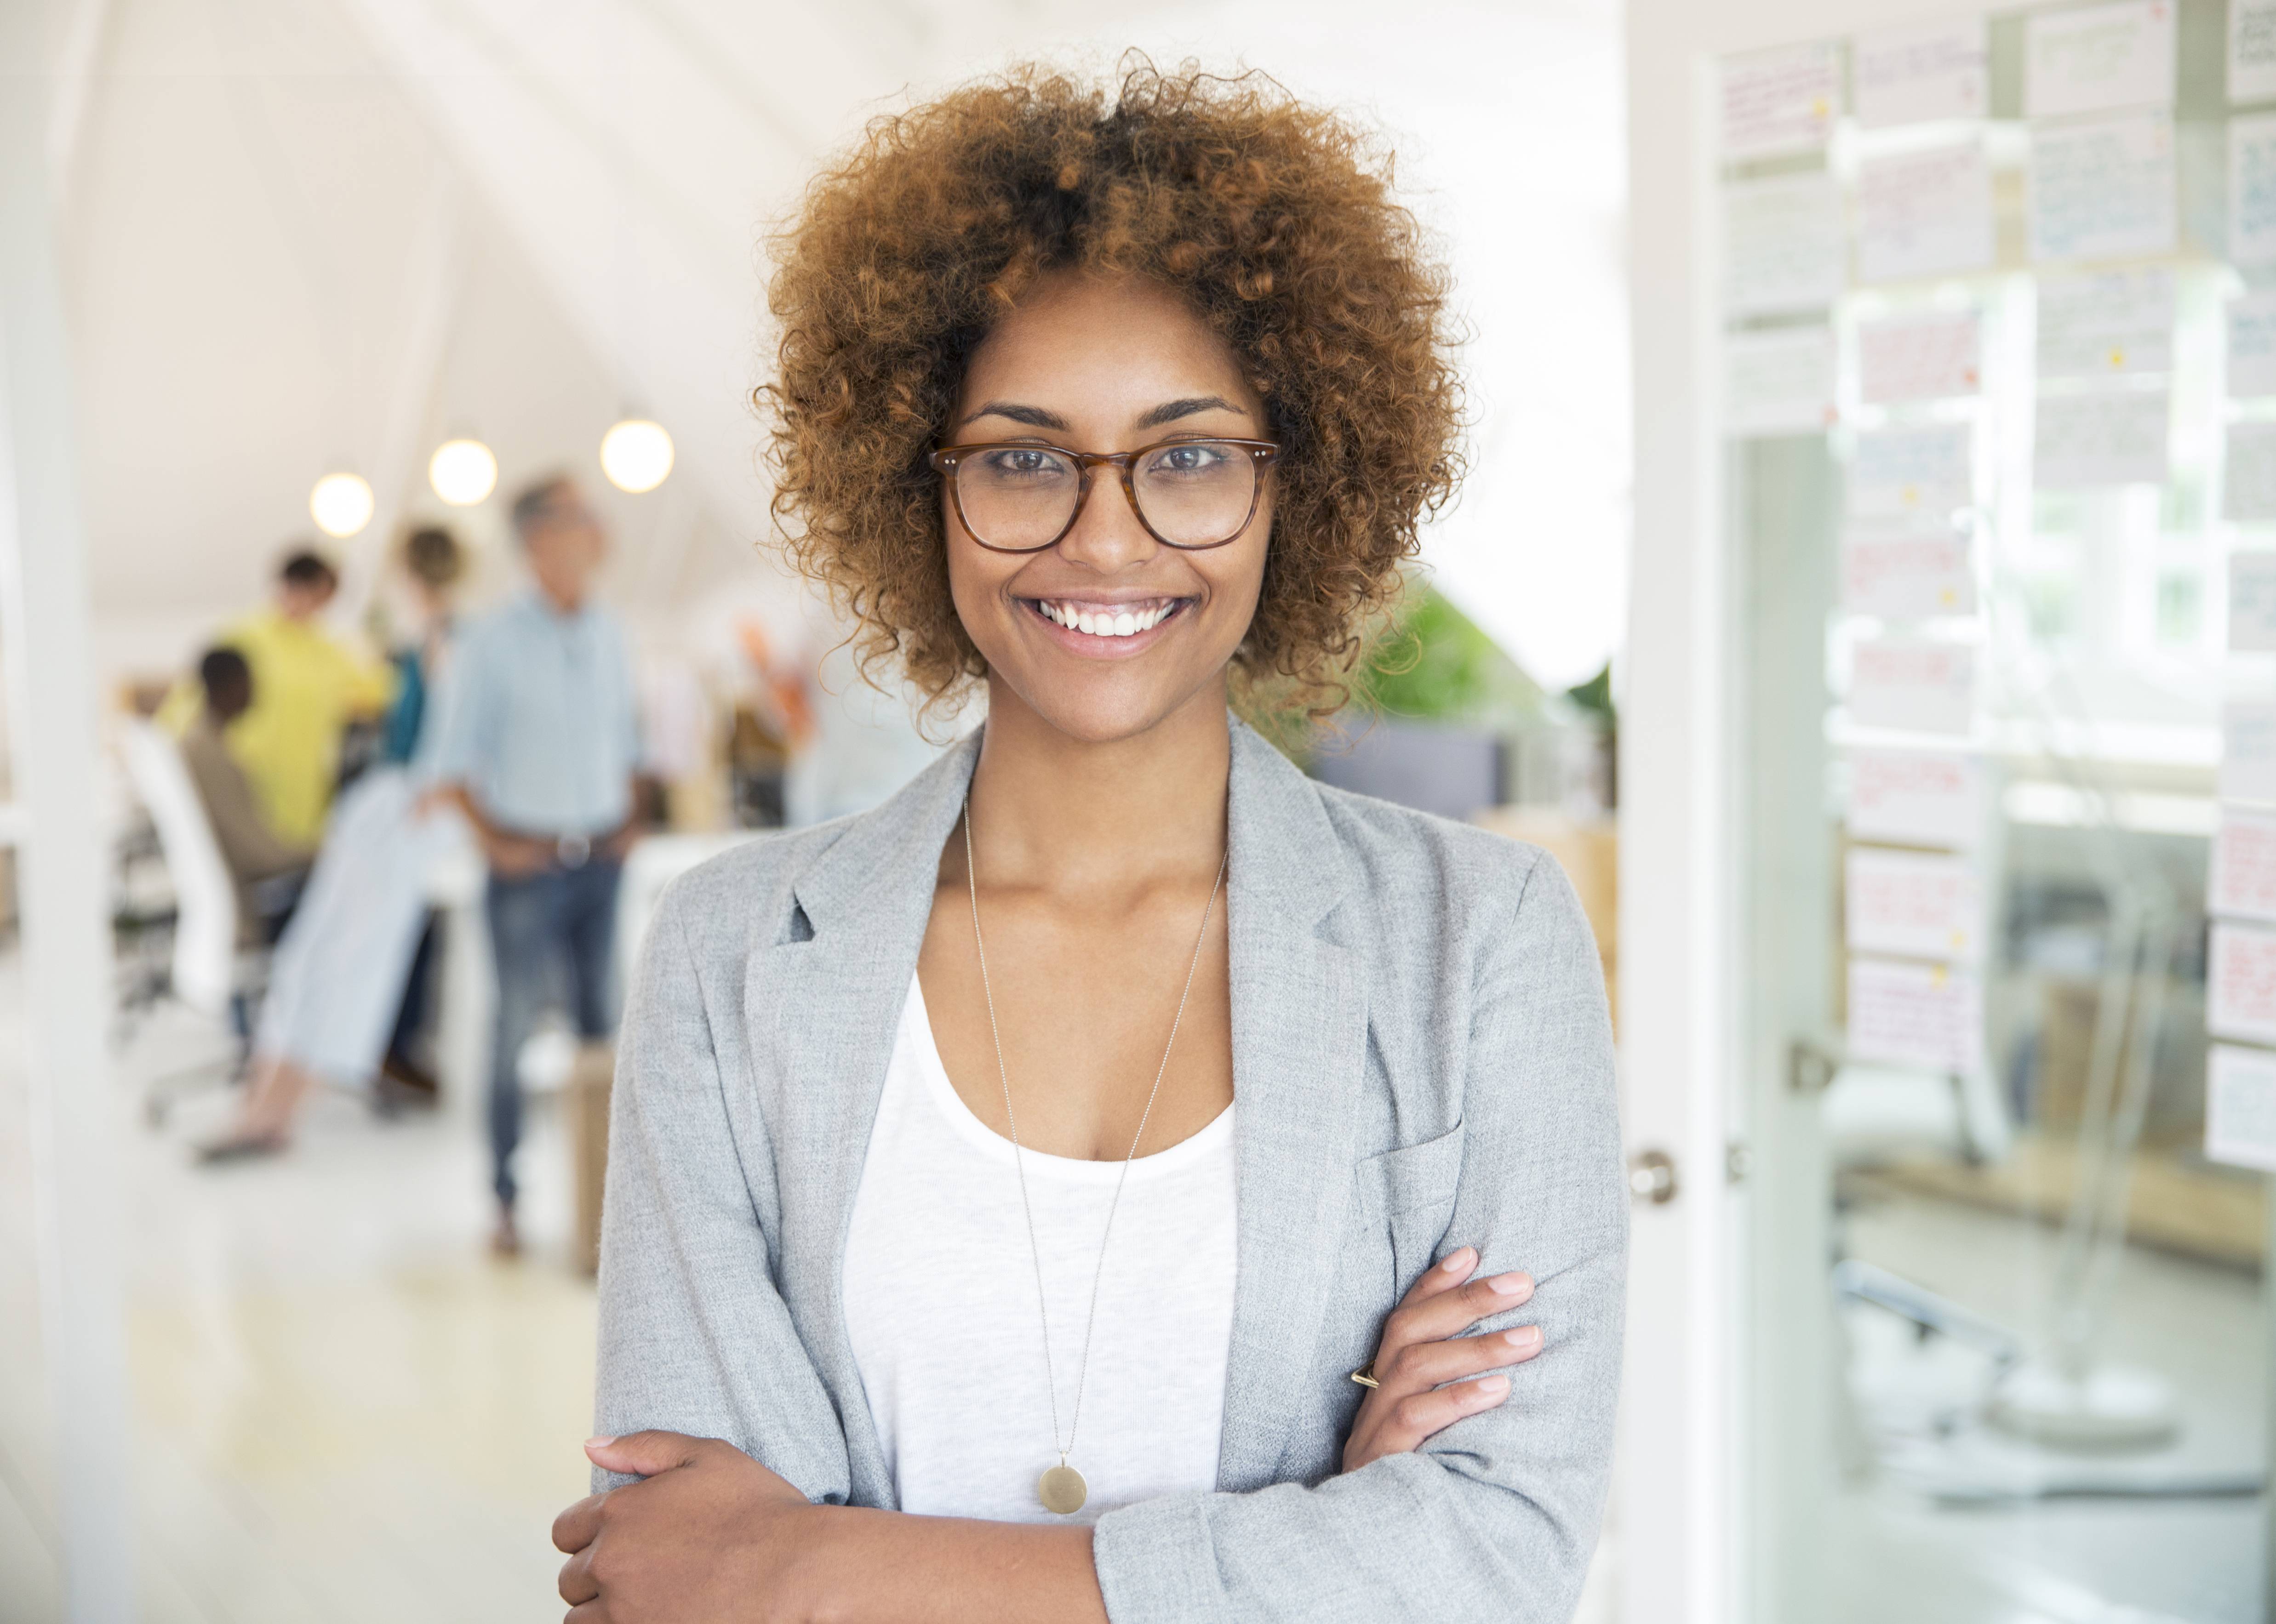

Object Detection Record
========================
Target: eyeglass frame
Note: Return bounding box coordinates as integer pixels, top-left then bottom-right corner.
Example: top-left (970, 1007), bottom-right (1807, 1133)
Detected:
top-left (928, 436), bottom-right (1281, 554)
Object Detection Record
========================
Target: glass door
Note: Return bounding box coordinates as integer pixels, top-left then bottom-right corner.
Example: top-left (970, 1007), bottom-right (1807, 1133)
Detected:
top-left (1709, 4), bottom-right (2269, 1620)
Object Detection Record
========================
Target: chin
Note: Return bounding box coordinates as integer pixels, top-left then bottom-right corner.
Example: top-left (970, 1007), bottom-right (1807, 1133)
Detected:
top-left (994, 664), bottom-right (1222, 748)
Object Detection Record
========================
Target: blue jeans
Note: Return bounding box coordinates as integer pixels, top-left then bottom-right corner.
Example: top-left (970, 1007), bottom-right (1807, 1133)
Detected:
top-left (485, 860), bottom-right (621, 1208)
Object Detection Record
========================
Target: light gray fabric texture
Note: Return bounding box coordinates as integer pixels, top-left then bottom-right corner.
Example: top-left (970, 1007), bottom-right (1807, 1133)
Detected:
top-left (593, 716), bottom-right (1627, 1623)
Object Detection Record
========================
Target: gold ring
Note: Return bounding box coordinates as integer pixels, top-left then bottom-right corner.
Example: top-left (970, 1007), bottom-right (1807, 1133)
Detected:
top-left (1348, 1362), bottom-right (1379, 1389)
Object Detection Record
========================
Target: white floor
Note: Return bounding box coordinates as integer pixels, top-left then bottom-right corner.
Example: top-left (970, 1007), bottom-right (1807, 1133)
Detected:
top-left (0, 962), bottom-right (595, 1624)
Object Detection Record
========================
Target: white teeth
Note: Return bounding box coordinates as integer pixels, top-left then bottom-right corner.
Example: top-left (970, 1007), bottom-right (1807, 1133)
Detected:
top-left (1036, 599), bottom-right (1177, 637)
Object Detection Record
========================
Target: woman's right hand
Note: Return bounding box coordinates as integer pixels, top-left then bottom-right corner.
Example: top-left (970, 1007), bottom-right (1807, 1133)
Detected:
top-left (1340, 1245), bottom-right (1540, 1473)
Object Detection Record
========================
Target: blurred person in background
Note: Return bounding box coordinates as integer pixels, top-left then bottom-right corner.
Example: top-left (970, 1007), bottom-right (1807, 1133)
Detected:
top-left (558, 63), bottom-right (1621, 1624)
top-left (178, 645), bottom-right (313, 943)
top-left (428, 476), bottom-right (644, 1256)
top-left (164, 547), bottom-right (394, 848)
top-left (197, 526), bottom-right (475, 1164)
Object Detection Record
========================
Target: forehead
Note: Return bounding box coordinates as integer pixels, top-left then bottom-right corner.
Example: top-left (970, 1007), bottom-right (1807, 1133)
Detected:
top-left (958, 273), bottom-right (1253, 408)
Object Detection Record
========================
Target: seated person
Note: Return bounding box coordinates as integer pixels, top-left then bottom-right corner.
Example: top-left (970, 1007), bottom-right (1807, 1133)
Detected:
top-left (178, 647), bottom-right (313, 943)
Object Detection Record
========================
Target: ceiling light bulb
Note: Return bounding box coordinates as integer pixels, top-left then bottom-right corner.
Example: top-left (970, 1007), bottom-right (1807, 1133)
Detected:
top-left (309, 471), bottom-right (375, 538)
top-left (600, 418), bottom-right (674, 494)
top-left (428, 438), bottom-right (498, 506)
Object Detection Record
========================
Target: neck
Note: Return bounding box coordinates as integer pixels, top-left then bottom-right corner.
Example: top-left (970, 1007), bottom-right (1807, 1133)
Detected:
top-left (966, 676), bottom-right (1231, 894)
top-left (536, 581), bottom-right (583, 615)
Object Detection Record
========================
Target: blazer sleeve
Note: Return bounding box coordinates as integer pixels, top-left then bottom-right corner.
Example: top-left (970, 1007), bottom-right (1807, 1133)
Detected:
top-left (591, 880), bottom-right (853, 1502)
top-left (1090, 853), bottom-right (1628, 1624)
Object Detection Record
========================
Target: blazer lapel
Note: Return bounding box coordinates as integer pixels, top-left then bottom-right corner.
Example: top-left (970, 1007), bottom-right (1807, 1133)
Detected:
top-left (1215, 722), bottom-right (1370, 1490)
top-left (753, 731), bottom-right (980, 1507)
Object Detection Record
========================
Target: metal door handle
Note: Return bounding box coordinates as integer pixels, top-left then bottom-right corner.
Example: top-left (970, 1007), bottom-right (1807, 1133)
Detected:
top-left (1628, 1148), bottom-right (1679, 1205)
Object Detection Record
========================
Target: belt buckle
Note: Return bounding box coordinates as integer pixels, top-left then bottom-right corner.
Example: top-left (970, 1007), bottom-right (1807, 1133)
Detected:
top-left (556, 833), bottom-right (592, 870)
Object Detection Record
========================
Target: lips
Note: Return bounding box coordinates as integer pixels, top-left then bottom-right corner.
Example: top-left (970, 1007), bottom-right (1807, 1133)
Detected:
top-left (1029, 597), bottom-right (1182, 638)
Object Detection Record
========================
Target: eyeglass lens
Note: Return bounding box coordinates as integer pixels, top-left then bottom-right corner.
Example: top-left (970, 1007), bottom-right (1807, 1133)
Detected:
top-left (954, 442), bottom-right (1258, 550)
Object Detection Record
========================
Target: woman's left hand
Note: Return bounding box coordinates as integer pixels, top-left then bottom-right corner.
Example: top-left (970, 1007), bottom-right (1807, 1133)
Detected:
top-left (1340, 1245), bottom-right (1541, 1473)
top-left (554, 1431), bottom-right (819, 1621)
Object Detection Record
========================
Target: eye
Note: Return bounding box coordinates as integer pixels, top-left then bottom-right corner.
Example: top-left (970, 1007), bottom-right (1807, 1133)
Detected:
top-left (1146, 441), bottom-right (1233, 477)
top-left (978, 447), bottom-right (1070, 479)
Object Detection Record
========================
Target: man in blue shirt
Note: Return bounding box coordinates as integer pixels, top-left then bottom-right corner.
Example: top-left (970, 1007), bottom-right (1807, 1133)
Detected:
top-left (427, 476), bottom-right (644, 1254)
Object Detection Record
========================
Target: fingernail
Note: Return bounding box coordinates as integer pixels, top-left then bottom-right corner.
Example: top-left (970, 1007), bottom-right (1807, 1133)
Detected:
top-left (584, 1436), bottom-right (615, 1448)
top-left (1473, 1375), bottom-right (1510, 1400)
top-left (1440, 1247), bottom-right (1476, 1273)
top-left (1488, 1272), bottom-right (1533, 1298)
top-left (1505, 1325), bottom-right (1543, 1350)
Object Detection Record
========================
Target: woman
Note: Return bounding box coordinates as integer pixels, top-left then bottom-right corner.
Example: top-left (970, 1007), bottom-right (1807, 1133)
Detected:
top-left (556, 64), bottom-right (1624, 1622)
top-left (199, 525), bottom-right (473, 1158)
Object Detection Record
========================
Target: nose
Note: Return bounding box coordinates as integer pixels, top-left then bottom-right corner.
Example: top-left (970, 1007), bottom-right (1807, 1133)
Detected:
top-left (1054, 464), bottom-right (1159, 571)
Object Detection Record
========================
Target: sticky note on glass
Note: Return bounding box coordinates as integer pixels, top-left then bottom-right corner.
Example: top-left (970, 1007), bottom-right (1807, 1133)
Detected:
top-left (2207, 1044), bottom-right (2276, 1173)
top-left (1846, 749), bottom-right (1985, 849)
top-left (1857, 144), bottom-right (1996, 284)
top-left (2233, 114), bottom-right (2276, 265)
top-left (1855, 17), bottom-right (1990, 128)
top-left (1724, 326), bottom-right (1836, 437)
top-left (2029, 110), bottom-right (2177, 263)
top-left (2211, 920), bottom-right (2276, 1043)
top-left (1725, 171), bottom-right (1846, 318)
top-left (2211, 806), bottom-right (2276, 922)
top-left (1849, 424), bottom-right (1973, 521)
top-left (1849, 638), bottom-right (1976, 736)
top-left (2231, 552), bottom-right (2276, 650)
top-left (2228, 293), bottom-right (2276, 397)
top-left (2223, 700), bottom-right (2276, 804)
top-left (1841, 524), bottom-right (1977, 619)
top-left (2035, 392), bottom-right (2171, 490)
top-left (2025, 0), bottom-right (2176, 119)
top-left (2037, 269), bottom-right (2173, 379)
top-left (1720, 40), bottom-right (1840, 159)
top-left (1859, 312), bottom-right (1982, 404)
top-left (1846, 957), bottom-right (1984, 1073)
top-left (1846, 848), bottom-right (1984, 963)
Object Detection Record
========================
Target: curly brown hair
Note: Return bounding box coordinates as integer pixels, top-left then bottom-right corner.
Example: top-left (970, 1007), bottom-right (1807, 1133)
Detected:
top-left (760, 59), bottom-right (1464, 716)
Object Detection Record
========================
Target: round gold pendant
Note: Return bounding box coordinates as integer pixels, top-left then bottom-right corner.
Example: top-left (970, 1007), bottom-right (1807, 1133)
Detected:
top-left (1038, 1463), bottom-right (1088, 1515)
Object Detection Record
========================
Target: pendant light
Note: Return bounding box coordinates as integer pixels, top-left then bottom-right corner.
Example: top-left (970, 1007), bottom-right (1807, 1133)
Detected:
top-left (309, 471), bottom-right (375, 538)
top-left (428, 437), bottom-right (499, 505)
top-left (600, 417), bottom-right (673, 493)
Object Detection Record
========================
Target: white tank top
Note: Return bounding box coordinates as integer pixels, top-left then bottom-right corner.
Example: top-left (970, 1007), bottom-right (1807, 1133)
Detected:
top-left (841, 972), bottom-right (1239, 1524)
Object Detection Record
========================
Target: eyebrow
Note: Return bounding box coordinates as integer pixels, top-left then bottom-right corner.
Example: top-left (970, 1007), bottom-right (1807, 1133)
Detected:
top-left (956, 395), bottom-right (1247, 434)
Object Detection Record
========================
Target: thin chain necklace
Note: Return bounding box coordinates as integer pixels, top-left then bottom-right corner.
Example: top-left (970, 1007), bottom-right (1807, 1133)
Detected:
top-left (961, 796), bottom-right (1227, 1516)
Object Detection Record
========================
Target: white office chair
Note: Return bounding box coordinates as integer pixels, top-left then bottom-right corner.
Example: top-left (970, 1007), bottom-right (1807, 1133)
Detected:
top-left (117, 719), bottom-right (263, 1121)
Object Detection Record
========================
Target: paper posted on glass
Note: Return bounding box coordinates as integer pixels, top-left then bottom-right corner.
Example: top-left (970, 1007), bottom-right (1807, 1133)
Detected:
top-left (2025, 0), bottom-right (2175, 119)
top-left (2210, 806), bottom-right (2276, 922)
top-left (1842, 523), bottom-right (1977, 619)
top-left (1855, 17), bottom-right (1989, 129)
top-left (2028, 111), bottom-right (2178, 263)
top-left (2231, 552), bottom-right (2276, 650)
top-left (2235, 0), bottom-right (2276, 104)
top-left (2229, 293), bottom-right (2276, 396)
top-left (2206, 1044), bottom-right (2276, 1173)
top-left (1859, 312), bottom-right (1981, 404)
top-left (1848, 424), bottom-right (1973, 521)
top-left (2037, 269), bottom-right (2173, 379)
top-left (1857, 145), bottom-right (1996, 285)
top-left (1724, 326), bottom-right (1836, 437)
top-left (1720, 41), bottom-right (1839, 160)
top-left (2230, 115), bottom-right (2276, 265)
top-left (2035, 391), bottom-right (2171, 490)
top-left (1846, 847), bottom-right (1984, 963)
top-left (1724, 172), bottom-right (1845, 318)
top-left (2210, 919), bottom-right (2276, 1044)
top-left (2222, 699), bottom-right (2276, 803)
top-left (1846, 957), bottom-right (1984, 1073)
top-left (1846, 748), bottom-right (1986, 849)
top-left (1848, 638), bottom-right (1976, 736)
top-left (2226, 422), bottom-right (2276, 524)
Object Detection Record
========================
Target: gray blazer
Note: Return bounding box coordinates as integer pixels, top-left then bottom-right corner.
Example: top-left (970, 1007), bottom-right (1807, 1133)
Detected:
top-left (595, 718), bottom-right (1626, 1623)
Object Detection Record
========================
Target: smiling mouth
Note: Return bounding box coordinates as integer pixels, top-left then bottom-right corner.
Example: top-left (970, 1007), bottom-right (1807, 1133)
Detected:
top-left (1022, 596), bottom-right (1190, 639)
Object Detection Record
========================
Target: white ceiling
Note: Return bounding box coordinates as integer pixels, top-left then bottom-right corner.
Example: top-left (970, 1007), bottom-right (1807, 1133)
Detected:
top-left (47, 0), bottom-right (1628, 690)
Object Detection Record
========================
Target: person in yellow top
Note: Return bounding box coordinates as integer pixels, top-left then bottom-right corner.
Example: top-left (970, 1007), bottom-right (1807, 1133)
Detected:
top-left (162, 549), bottom-right (394, 847)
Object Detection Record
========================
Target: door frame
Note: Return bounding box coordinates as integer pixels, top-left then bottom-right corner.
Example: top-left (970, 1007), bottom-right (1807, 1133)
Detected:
top-left (1618, 4), bottom-right (1978, 1621)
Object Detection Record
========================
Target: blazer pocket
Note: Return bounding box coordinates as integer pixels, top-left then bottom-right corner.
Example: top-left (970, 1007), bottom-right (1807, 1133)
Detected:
top-left (1357, 1122), bottom-right (1467, 1290)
